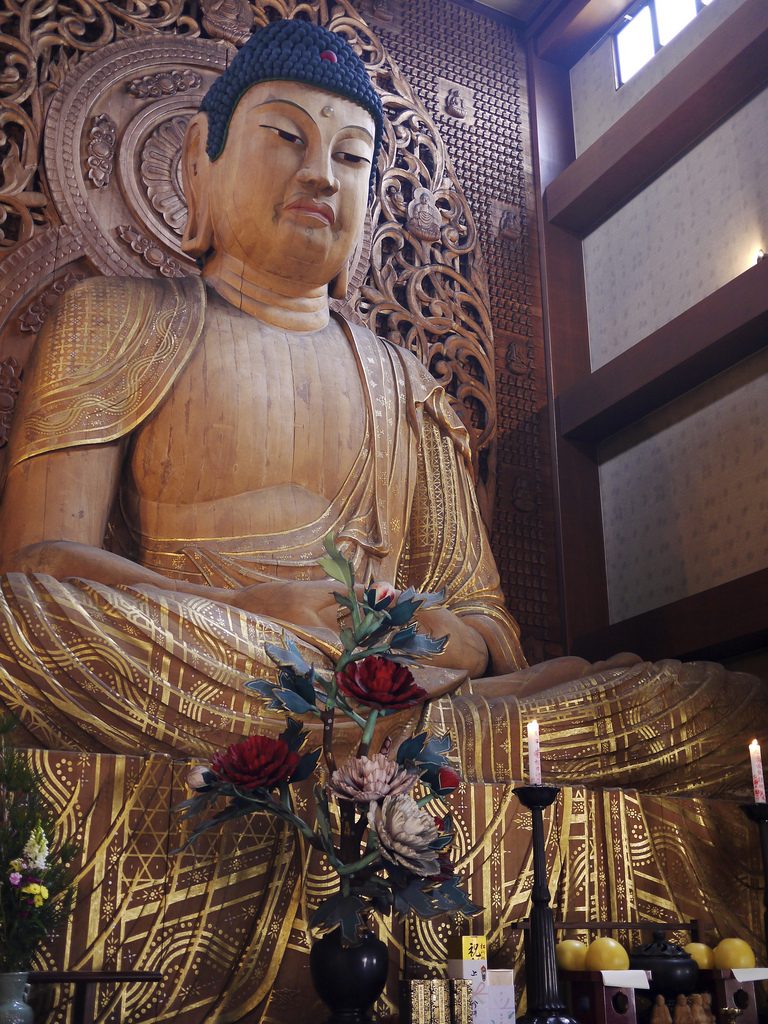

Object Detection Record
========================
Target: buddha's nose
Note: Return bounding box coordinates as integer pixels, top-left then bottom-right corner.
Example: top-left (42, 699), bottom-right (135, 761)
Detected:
top-left (296, 149), bottom-right (339, 195)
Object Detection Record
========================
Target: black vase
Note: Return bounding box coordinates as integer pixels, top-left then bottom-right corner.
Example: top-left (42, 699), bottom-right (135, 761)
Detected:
top-left (309, 928), bottom-right (389, 1023)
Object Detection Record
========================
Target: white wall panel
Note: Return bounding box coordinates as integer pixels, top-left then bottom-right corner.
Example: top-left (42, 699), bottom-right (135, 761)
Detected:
top-left (583, 87), bottom-right (767, 370)
top-left (599, 348), bottom-right (768, 623)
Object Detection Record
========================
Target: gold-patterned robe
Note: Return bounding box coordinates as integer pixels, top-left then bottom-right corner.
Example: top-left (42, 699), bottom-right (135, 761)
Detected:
top-left (0, 274), bottom-right (524, 756)
top-left (0, 277), bottom-right (765, 1022)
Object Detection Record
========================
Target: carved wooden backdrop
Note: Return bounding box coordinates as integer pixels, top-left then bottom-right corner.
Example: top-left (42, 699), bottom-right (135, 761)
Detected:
top-left (0, 0), bottom-right (562, 657)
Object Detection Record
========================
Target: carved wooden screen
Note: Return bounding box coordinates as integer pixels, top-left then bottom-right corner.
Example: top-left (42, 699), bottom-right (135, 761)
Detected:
top-left (0, 0), bottom-right (498, 519)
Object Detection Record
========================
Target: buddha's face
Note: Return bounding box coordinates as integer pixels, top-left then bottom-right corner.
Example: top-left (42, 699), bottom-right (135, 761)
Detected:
top-left (204, 80), bottom-right (375, 289)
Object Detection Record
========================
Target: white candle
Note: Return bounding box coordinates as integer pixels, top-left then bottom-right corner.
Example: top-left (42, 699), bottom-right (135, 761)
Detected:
top-left (527, 719), bottom-right (542, 785)
top-left (750, 739), bottom-right (766, 803)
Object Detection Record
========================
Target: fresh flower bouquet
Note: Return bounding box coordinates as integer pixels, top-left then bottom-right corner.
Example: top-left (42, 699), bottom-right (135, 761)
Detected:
top-left (180, 536), bottom-right (480, 943)
top-left (0, 720), bottom-right (77, 971)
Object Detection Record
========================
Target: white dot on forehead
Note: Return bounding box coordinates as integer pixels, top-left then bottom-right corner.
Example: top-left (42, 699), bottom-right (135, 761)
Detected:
top-left (321, 104), bottom-right (335, 118)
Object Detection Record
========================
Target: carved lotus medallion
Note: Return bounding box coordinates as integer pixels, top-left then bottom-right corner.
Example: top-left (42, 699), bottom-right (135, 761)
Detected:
top-left (140, 115), bottom-right (189, 236)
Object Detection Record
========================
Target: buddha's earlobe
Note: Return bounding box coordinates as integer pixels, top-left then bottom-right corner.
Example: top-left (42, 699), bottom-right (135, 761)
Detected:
top-left (181, 115), bottom-right (214, 259)
top-left (329, 260), bottom-right (350, 300)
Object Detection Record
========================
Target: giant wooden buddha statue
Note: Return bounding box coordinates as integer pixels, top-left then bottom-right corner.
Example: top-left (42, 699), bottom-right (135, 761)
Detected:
top-left (0, 19), bottom-right (763, 796)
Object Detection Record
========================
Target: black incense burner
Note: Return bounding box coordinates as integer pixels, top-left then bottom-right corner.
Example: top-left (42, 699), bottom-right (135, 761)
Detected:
top-left (629, 930), bottom-right (698, 1000)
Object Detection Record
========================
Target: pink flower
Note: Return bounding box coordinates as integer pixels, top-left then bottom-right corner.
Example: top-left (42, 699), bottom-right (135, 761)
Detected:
top-left (8, 872), bottom-right (21, 887)
top-left (330, 754), bottom-right (417, 802)
top-left (367, 794), bottom-right (440, 876)
top-left (187, 765), bottom-right (210, 791)
top-left (370, 581), bottom-right (396, 608)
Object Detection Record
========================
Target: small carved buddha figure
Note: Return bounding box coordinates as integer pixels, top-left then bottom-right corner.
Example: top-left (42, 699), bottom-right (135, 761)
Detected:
top-left (652, 995), bottom-right (673, 1024)
top-left (445, 86), bottom-right (467, 119)
top-left (689, 993), bottom-right (708, 1024)
top-left (406, 187), bottom-right (442, 242)
top-left (674, 995), bottom-right (694, 1024)
top-left (701, 993), bottom-right (716, 1024)
top-left (499, 207), bottom-right (520, 240)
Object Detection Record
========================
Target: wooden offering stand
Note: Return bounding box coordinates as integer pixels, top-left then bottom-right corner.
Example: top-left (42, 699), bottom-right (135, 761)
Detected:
top-left (565, 971), bottom-right (651, 1024)
top-left (541, 920), bottom-right (700, 1024)
top-left (697, 970), bottom-right (759, 1024)
top-left (28, 970), bottom-right (163, 1024)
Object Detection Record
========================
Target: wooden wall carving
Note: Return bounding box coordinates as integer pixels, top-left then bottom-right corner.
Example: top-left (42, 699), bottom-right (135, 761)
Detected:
top-left (375, 1), bottom-right (561, 659)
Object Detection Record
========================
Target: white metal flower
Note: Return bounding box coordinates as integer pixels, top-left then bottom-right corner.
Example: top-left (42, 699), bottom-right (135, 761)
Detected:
top-left (367, 794), bottom-right (440, 876)
top-left (330, 754), bottom-right (417, 803)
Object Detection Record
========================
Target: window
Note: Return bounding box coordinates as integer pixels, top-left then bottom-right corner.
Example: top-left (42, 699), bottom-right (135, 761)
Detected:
top-left (614, 0), bottom-right (714, 87)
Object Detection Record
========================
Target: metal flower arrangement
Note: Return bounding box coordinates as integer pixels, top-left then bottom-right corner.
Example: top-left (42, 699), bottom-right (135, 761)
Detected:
top-left (181, 537), bottom-right (480, 942)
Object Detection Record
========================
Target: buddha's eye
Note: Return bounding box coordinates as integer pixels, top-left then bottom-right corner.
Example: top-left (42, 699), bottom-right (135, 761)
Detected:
top-left (335, 151), bottom-right (370, 166)
top-left (261, 124), bottom-right (304, 146)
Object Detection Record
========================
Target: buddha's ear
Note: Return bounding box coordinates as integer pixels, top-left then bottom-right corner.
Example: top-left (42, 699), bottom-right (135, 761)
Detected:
top-left (330, 216), bottom-right (369, 300)
top-left (329, 260), bottom-right (350, 300)
top-left (181, 114), bottom-right (214, 259)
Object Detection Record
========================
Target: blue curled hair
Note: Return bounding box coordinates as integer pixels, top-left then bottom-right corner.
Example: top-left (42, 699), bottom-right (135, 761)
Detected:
top-left (200, 19), bottom-right (384, 194)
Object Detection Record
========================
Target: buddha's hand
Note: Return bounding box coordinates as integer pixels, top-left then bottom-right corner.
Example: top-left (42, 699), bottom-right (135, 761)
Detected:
top-left (229, 578), bottom-right (343, 631)
top-left (228, 580), bottom-right (488, 676)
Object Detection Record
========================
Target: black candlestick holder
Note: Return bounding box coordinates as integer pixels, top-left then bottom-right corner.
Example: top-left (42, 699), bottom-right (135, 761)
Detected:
top-left (514, 785), bottom-right (579, 1024)
top-left (740, 802), bottom-right (768, 956)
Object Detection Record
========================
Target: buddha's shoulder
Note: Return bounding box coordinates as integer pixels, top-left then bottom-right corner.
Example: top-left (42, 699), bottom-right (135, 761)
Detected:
top-left (54, 273), bottom-right (204, 318)
top-left (33, 274), bottom-right (206, 379)
top-left (382, 335), bottom-right (445, 405)
top-left (353, 322), bottom-right (468, 445)
top-left (347, 318), bottom-right (441, 400)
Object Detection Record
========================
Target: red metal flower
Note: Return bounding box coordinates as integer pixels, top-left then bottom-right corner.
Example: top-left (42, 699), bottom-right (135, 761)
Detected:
top-left (437, 767), bottom-right (460, 793)
top-left (211, 735), bottom-right (300, 791)
top-left (336, 656), bottom-right (428, 710)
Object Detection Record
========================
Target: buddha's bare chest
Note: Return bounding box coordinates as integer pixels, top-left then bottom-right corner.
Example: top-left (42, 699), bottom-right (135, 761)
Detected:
top-left (129, 314), bottom-right (366, 508)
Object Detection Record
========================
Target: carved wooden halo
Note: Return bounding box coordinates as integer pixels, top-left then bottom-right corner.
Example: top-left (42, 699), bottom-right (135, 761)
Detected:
top-left (44, 36), bottom-right (233, 278)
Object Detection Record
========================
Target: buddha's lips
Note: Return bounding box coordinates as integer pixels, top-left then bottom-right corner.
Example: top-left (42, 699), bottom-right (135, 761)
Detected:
top-left (284, 199), bottom-right (335, 225)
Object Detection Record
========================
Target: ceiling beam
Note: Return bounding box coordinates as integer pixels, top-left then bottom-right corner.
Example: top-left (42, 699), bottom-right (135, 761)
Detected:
top-left (572, 569), bottom-right (768, 663)
top-left (534, 0), bottom-right (630, 67)
top-left (557, 259), bottom-right (768, 444)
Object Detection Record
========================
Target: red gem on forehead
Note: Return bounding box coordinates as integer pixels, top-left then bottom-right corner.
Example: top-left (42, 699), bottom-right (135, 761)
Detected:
top-left (319, 50), bottom-right (338, 62)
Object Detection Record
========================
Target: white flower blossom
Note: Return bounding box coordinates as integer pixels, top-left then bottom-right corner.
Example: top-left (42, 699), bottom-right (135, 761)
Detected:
top-left (22, 823), bottom-right (49, 871)
top-left (367, 794), bottom-right (440, 876)
top-left (330, 754), bottom-right (417, 803)
top-left (187, 765), bottom-right (210, 791)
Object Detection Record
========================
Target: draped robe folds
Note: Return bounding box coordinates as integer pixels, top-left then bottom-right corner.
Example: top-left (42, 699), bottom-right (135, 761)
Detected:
top-left (0, 276), bottom-right (766, 1022)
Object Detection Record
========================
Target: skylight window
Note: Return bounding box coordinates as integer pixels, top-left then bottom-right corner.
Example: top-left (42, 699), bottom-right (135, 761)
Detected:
top-left (656, 0), bottom-right (697, 45)
top-left (614, 0), bottom-right (716, 87)
top-left (616, 6), bottom-right (655, 84)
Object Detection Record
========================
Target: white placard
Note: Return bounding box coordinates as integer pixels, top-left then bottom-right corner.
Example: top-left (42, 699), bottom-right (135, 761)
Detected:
top-left (731, 968), bottom-right (768, 982)
top-left (600, 970), bottom-right (650, 988)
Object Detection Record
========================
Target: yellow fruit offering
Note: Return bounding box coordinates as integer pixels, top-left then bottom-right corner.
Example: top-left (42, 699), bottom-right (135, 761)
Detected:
top-left (556, 940), bottom-right (588, 971)
top-left (684, 943), bottom-right (715, 969)
top-left (713, 938), bottom-right (756, 969)
top-left (584, 937), bottom-right (630, 971)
